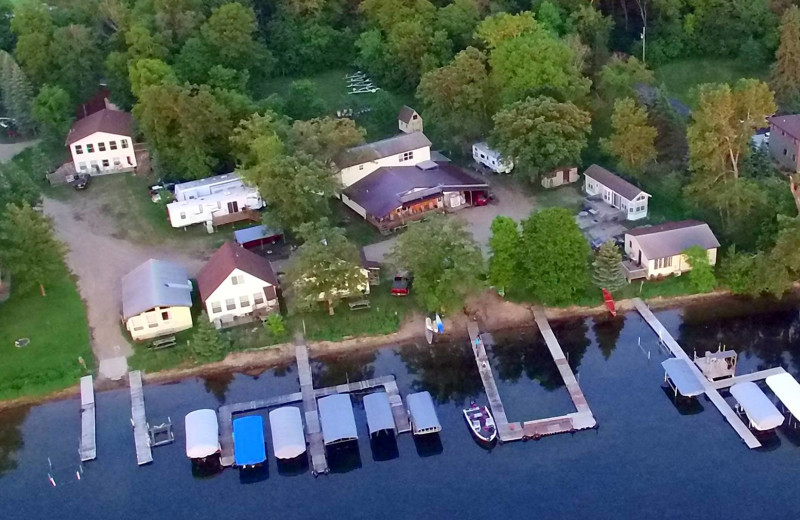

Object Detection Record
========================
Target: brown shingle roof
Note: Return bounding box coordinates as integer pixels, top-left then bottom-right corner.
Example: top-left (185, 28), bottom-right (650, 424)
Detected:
top-left (626, 220), bottom-right (720, 259)
top-left (769, 114), bottom-right (800, 141)
top-left (335, 132), bottom-right (431, 169)
top-left (584, 164), bottom-right (648, 201)
top-left (196, 241), bottom-right (279, 302)
top-left (65, 108), bottom-right (133, 145)
top-left (397, 105), bottom-right (418, 123)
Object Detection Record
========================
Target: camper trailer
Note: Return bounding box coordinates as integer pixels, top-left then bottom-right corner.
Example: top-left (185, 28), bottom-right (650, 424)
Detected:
top-left (472, 142), bottom-right (513, 174)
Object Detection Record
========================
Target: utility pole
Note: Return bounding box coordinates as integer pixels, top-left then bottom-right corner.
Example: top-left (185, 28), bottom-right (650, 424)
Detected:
top-left (635, 0), bottom-right (647, 65)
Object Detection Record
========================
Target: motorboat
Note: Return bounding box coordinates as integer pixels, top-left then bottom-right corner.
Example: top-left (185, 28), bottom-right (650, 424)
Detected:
top-left (463, 401), bottom-right (497, 443)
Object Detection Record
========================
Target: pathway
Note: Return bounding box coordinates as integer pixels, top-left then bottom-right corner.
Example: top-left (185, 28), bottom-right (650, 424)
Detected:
top-left (0, 139), bottom-right (39, 164)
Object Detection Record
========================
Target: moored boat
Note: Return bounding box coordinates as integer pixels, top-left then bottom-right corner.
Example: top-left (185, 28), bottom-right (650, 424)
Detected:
top-left (463, 401), bottom-right (497, 443)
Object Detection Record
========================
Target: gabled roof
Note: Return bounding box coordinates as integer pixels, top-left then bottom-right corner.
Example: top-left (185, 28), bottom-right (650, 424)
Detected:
top-left (121, 259), bottom-right (192, 320)
top-left (769, 114), bottom-right (800, 140)
top-left (66, 108), bottom-right (133, 145)
top-left (398, 105), bottom-right (419, 123)
top-left (335, 132), bottom-right (432, 169)
top-left (584, 164), bottom-right (648, 201)
top-left (196, 241), bottom-right (278, 302)
top-left (626, 220), bottom-right (720, 260)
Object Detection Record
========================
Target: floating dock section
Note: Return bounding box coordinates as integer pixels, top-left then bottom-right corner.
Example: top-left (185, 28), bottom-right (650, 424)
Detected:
top-left (129, 370), bottom-right (153, 465)
top-left (79, 375), bottom-right (96, 462)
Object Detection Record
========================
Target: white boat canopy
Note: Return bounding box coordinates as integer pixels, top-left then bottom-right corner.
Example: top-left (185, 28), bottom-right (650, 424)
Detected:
top-left (363, 392), bottom-right (395, 436)
top-left (766, 372), bottom-right (800, 422)
top-left (407, 391), bottom-right (441, 435)
top-left (269, 407), bottom-right (306, 460)
top-left (185, 409), bottom-right (220, 459)
top-left (662, 358), bottom-right (704, 397)
top-left (730, 382), bottom-right (785, 431)
top-left (318, 394), bottom-right (358, 445)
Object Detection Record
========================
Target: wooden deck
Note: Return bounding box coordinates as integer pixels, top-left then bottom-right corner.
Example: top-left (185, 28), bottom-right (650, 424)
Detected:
top-left (129, 371), bottom-right (153, 466)
top-left (633, 298), bottom-right (761, 449)
top-left (79, 375), bottom-right (96, 462)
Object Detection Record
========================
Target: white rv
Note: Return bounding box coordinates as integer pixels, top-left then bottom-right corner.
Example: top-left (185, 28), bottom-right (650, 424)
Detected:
top-left (166, 173), bottom-right (263, 228)
top-left (472, 142), bottom-right (513, 174)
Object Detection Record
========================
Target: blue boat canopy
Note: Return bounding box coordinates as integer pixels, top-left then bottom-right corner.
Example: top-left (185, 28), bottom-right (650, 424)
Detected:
top-left (661, 358), bottom-right (704, 397)
top-left (233, 415), bottom-right (266, 466)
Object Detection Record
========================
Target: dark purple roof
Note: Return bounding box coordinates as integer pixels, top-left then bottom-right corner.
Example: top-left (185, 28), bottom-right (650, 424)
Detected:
top-left (770, 114), bottom-right (800, 140)
top-left (343, 162), bottom-right (488, 218)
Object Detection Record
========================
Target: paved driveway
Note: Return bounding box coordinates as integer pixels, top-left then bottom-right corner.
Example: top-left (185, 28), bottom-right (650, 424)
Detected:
top-left (0, 139), bottom-right (39, 163)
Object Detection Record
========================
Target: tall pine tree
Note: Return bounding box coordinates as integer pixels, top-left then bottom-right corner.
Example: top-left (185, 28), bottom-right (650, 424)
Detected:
top-left (0, 51), bottom-right (34, 134)
top-left (591, 240), bottom-right (626, 292)
top-left (771, 6), bottom-right (800, 109)
top-left (189, 312), bottom-right (228, 363)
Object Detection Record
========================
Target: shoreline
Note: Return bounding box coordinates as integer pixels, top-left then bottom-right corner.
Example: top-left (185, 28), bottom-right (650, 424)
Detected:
top-left (1, 287), bottom-right (794, 411)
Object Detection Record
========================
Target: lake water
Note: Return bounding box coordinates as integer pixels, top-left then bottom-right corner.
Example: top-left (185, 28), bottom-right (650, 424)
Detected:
top-left (2, 298), bottom-right (800, 520)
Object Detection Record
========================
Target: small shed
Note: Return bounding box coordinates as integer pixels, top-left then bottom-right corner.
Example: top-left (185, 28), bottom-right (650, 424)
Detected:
top-left (234, 225), bottom-right (283, 250)
top-left (730, 382), bottom-right (784, 431)
top-left (398, 105), bottom-right (423, 134)
top-left (184, 409), bottom-right (220, 460)
top-left (541, 166), bottom-right (579, 189)
top-left (233, 415), bottom-right (267, 467)
top-left (407, 391), bottom-right (441, 435)
top-left (269, 407), bottom-right (306, 460)
top-left (363, 392), bottom-right (395, 437)
top-left (318, 394), bottom-right (358, 445)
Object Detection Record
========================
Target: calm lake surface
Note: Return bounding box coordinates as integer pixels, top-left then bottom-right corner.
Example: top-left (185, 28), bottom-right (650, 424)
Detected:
top-left (2, 298), bottom-right (800, 520)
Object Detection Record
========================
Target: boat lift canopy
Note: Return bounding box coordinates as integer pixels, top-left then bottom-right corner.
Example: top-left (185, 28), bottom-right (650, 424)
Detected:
top-left (662, 358), bottom-right (704, 397)
top-left (730, 382), bottom-right (785, 431)
top-left (363, 392), bottom-right (395, 436)
top-left (766, 372), bottom-right (800, 422)
top-left (407, 391), bottom-right (441, 435)
top-left (184, 409), bottom-right (220, 459)
top-left (269, 407), bottom-right (306, 460)
top-left (318, 394), bottom-right (358, 445)
top-left (233, 415), bottom-right (266, 466)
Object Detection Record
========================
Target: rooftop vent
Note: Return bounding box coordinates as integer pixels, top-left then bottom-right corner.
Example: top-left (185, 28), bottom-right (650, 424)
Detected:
top-left (415, 160), bottom-right (438, 171)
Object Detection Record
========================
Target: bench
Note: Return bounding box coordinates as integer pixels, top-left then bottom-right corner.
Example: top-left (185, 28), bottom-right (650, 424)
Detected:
top-left (150, 336), bottom-right (177, 350)
top-left (348, 300), bottom-right (371, 311)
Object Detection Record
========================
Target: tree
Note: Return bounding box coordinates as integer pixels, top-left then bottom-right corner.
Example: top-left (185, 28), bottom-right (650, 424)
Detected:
top-left (50, 24), bottom-right (102, 103)
top-left (490, 96), bottom-right (590, 183)
top-left (389, 215), bottom-right (484, 313)
top-left (104, 52), bottom-right (135, 109)
top-left (0, 161), bottom-right (38, 209)
top-left (597, 55), bottom-right (654, 101)
top-left (591, 241), bottom-right (626, 292)
top-left (13, 32), bottom-right (51, 86)
top-left (287, 219), bottom-right (365, 315)
top-left (771, 6), bottom-right (800, 109)
top-left (569, 4), bottom-right (614, 74)
top-left (683, 245), bottom-right (716, 293)
top-left (0, 203), bottom-right (66, 296)
top-left (32, 85), bottom-right (74, 142)
top-left (289, 117), bottom-right (365, 165)
top-left (536, 1), bottom-right (564, 35)
top-left (488, 216), bottom-right (519, 295)
top-left (189, 312), bottom-right (228, 362)
top-left (284, 80), bottom-right (326, 121)
top-left (128, 58), bottom-right (176, 98)
top-left (475, 11), bottom-right (537, 49)
top-left (601, 97), bottom-right (657, 174)
top-left (437, 0), bottom-right (481, 49)
top-left (518, 208), bottom-right (590, 305)
top-left (0, 51), bottom-right (34, 133)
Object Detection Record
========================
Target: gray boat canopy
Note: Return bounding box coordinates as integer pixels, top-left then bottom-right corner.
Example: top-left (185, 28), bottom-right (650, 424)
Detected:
top-left (661, 358), bottom-right (704, 397)
top-left (318, 394), bottom-right (358, 445)
top-left (730, 382), bottom-right (784, 431)
top-left (269, 406), bottom-right (306, 460)
top-left (363, 392), bottom-right (395, 436)
top-left (766, 372), bottom-right (800, 422)
top-left (407, 391), bottom-right (441, 435)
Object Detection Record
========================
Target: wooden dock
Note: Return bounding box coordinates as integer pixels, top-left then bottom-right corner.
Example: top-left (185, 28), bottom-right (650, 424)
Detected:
top-left (79, 375), bottom-right (96, 462)
top-left (129, 371), bottom-right (153, 466)
top-left (296, 343), bottom-right (328, 476)
top-left (632, 298), bottom-right (761, 449)
top-left (710, 367), bottom-right (787, 390)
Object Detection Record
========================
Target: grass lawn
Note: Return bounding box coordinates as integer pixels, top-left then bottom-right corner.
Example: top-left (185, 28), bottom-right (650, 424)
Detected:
top-left (330, 200), bottom-right (385, 247)
top-left (0, 263), bottom-right (93, 401)
top-left (655, 58), bottom-right (769, 106)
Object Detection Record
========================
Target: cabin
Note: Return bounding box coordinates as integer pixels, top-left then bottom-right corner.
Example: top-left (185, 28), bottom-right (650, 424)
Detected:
top-left (768, 114), bottom-right (800, 172)
top-left (583, 164), bottom-right (650, 221)
top-left (335, 132), bottom-right (433, 188)
top-left (121, 259), bottom-right (194, 341)
top-left (541, 166), bottom-right (579, 189)
top-left (398, 105), bottom-right (423, 134)
top-left (196, 241), bottom-right (280, 329)
top-left (166, 173), bottom-right (264, 228)
top-left (66, 108), bottom-right (137, 176)
top-left (472, 142), bottom-right (513, 174)
top-left (623, 220), bottom-right (720, 281)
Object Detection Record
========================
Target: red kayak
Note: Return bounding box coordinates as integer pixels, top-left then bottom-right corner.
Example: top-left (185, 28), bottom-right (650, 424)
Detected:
top-left (602, 288), bottom-right (617, 317)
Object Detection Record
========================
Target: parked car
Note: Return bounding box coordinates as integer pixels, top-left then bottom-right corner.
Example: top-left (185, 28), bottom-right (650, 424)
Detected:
top-left (391, 271), bottom-right (413, 296)
top-left (73, 174), bottom-right (91, 190)
top-left (474, 191), bottom-right (494, 206)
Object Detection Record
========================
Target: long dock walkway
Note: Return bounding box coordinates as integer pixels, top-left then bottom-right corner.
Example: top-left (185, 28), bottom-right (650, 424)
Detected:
top-left (710, 367), bottom-right (787, 390)
top-left (633, 298), bottom-right (761, 449)
top-left (129, 371), bottom-right (153, 466)
top-left (297, 342), bottom-right (328, 476)
top-left (79, 375), bottom-right (96, 462)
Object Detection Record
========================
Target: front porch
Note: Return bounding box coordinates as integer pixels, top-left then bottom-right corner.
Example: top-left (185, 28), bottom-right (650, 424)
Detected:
top-left (367, 208), bottom-right (447, 234)
top-left (213, 305), bottom-right (277, 330)
top-left (622, 259), bottom-right (648, 281)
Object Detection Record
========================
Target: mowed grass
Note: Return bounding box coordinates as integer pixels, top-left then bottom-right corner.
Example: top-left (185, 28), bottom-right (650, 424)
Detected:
top-left (0, 264), bottom-right (93, 400)
top-left (655, 58), bottom-right (769, 106)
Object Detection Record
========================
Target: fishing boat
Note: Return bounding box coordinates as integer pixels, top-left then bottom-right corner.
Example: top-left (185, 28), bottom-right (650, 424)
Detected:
top-left (462, 401), bottom-right (497, 443)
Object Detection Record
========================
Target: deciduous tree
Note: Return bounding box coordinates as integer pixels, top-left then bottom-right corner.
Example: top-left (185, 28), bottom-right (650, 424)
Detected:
top-left (597, 55), bottom-right (654, 101)
top-left (771, 6), bottom-right (800, 109)
top-left (32, 85), bottom-right (73, 142)
top-left (488, 216), bottom-right (519, 295)
top-left (683, 245), bottom-right (716, 293)
top-left (591, 240), bottom-right (626, 292)
top-left (284, 80), bottom-right (326, 121)
top-left (289, 117), bottom-right (365, 165)
top-left (50, 24), bottom-right (102, 103)
top-left (601, 97), bottom-right (657, 174)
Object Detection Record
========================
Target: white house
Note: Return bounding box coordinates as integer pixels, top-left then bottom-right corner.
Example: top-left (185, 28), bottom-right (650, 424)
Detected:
top-left (196, 241), bottom-right (280, 329)
top-left (398, 105), bottom-right (423, 134)
top-left (121, 259), bottom-right (194, 341)
top-left (66, 108), bottom-right (137, 175)
top-left (335, 132), bottom-right (432, 188)
top-left (166, 173), bottom-right (264, 228)
top-left (583, 164), bottom-right (650, 221)
top-left (472, 142), bottom-right (513, 174)
top-left (623, 220), bottom-right (720, 281)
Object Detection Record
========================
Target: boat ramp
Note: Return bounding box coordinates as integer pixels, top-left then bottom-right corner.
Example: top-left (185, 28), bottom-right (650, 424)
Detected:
top-left (79, 375), bottom-right (96, 462)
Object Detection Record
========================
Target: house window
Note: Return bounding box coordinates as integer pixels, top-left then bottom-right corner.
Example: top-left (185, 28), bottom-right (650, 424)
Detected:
top-left (86, 143), bottom-right (94, 153)
top-left (231, 275), bottom-right (245, 285)
top-left (253, 292), bottom-right (264, 306)
top-left (98, 142), bottom-right (106, 152)
top-left (239, 295), bottom-right (250, 307)
top-left (133, 325), bottom-right (144, 331)
top-left (399, 151), bottom-right (413, 162)
top-left (211, 301), bottom-right (222, 313)
top-left (180, 212), bottom-right (186, 219)
top-left (225, 298), bottom-right (236, 310)
top-left (161, 311), bottom-right (169, 320)
top-left (75, 145), bottom-right (83, 154)
top-left (655, 256), bottom-right (673, 269)
top-left (121, 139), bottom-right (129, 149)
top-left (102, 159), bottom-right (110, 167)
top-left (109, 140), bottom-right (117, 150)
top-left (359, 164), bottom-right (364, 170)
